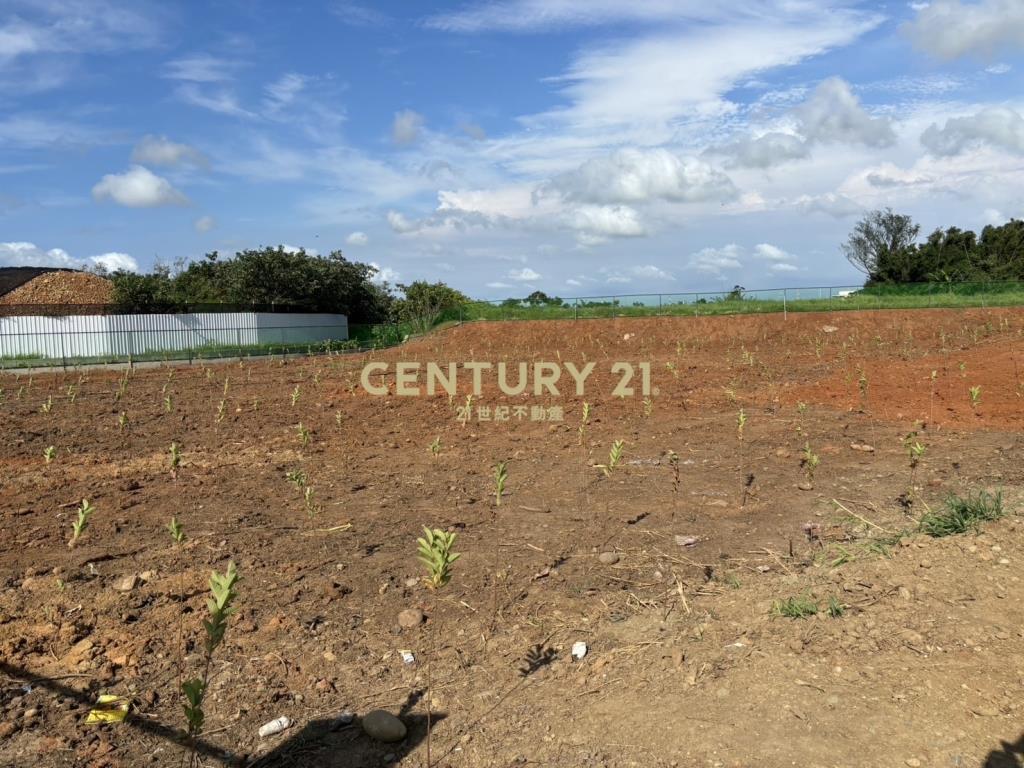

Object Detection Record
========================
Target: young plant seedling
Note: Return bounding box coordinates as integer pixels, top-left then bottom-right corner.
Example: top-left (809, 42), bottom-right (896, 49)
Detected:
top-left (968, 385), bottom-right (982, 412)
top-left (164, 394), bottom-right (173, 413)
top-left (297, 423), bottom-right (311, 448)
top-left (578, 402), bottom-right (591, 447)
top-left (429, 437), bottom-right (441, 459)
top-left (800, 443), bottom-right (819, 490)
top-left (68, 499), bottom-right (95, 548)
top-left (181, 561), bottom-right (240, 754)
top-left (595, 440), bottom-right (624, 477)
top-left (303, 486), bottom-right (321, 518)
top-left (417, 527), bottom-right (460, 589)
top-left (215, 399), bottom-right (226, 423)
top-left (493, 461), bottom-right (508, 506)
top-left (168, 516), bottom-right (185, 544)
top-left (43, 446), bottom-right (56, 464)
top-left (286, 470), bottom-right (307, 488)
top-left (40, 396), bottom-right (53, 414)
top-left (291, 385), bottom-right (301, 406)
top-left (118, 411), bottom-right (129, 431)
top-left (169, 442), bottom-right (182, 479)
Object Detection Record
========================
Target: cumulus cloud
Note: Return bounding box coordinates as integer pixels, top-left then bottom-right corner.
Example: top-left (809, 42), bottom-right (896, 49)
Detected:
top-left (920, 107), bottom-right (1024, 156)
top-left (387, 210), bottom-right (418, 233)
top-left (346, 231), bottom-right (368, 245)
top-left (716, 132), bottom-right (809, 169)
top-left (194, 215), bottom-right (216, 232)
top-left (547, 149), bottom-right (737, 204)
top-left (795, 77), bottom-right (896, 147)
top-left (714, 77), bottom-right (893, 168)
top-left (392, 109), bottom-right (424, 145)
top-left (92, 165), bottom-right (189, 207)
top-left (131, 135), bottom-right (207, 168)
top-left (688, 244), bottom-right (743, 275)
top-left (0, 241), bottom-right (76, 268)
top-left (793, 192), bottom-right (864, 218)
top-left (90, 252), bottom-right (139, 272)
top-left (508, 267), bottom-right (541, 281)
top-left (370, 261), bottom-right (400, 283)
top-left (906, 0), bottom-right (1024, 59)
top-left (0, 242), bottom-right (137, 272)
top-left (567, 204), bottom-right (646, 245)
top-left (753, 243), bottom-right (794, 262)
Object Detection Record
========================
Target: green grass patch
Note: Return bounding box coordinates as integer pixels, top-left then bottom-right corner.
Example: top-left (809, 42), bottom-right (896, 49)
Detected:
top-left (772, 594), bottom-right (819, 619)
top-left (919, 491), bottom-right (1004, 537)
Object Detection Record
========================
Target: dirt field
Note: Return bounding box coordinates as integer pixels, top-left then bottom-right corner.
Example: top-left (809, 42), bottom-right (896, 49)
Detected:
top-left (1, 308), bottom-right (1023, 768)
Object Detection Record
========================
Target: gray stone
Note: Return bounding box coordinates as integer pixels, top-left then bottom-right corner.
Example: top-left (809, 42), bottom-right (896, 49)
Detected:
top-left (362, 710), bottom-right (406, 743)
top-left (397, 608), bottom-right (424, 629)
top-left (598, 552), bottom-right (619, 565)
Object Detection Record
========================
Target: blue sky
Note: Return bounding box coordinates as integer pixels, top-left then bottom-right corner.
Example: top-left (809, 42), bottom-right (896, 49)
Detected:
top-left (1, 0), bottom-right (1023, 299)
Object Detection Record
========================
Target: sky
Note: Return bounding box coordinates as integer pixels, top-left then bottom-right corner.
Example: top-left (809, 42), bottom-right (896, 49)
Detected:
top-left (1, 0), bottom-right (1023, 299)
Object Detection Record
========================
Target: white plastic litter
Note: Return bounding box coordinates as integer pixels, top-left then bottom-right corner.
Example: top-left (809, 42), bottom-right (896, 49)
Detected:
top-left (571, 641), bottom-right (588, 660)
top-left (258, 716), bottom-right (292, 738)
top-left (399, 649), bottom-right (415, 664)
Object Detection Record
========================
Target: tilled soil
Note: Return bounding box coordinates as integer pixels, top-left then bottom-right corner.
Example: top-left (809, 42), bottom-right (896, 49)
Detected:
top-left (1, 308), bottom-right (1022, 768)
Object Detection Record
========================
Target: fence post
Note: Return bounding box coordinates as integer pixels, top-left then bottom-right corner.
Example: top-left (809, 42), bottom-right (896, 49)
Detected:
top-left (573, 299), bottom-right (578, 321)
top-left (783, 289), bottom-right (787, 321)
top-left (59, 322), bottom-right (67, 372)
top-left (236, 327), bottom-right (242, 361)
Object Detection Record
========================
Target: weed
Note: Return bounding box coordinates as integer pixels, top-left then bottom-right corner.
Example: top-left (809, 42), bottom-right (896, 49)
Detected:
top-left (772, 594), bottom-right (818, 619)
top-left (429, 436), bottom-right (441, 458)
top-left (68, 499), bottom-right (95, 548)
top-left (286, 470), bottom-right (307, 488)
top-left (827, 596), bottom-right (845, 618)
top-left (43, 446), bottom-right (56, 464)
top-left (919, 491), bottom-right (1003, 537)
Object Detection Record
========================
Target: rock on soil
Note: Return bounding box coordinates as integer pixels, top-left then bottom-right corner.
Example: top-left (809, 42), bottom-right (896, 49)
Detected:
top-left (598, 552), bottom-right (620, 565)
top-left (397, 607), bottom-right (424, 628)
top-left (361, 710), bottom-right (407, 742)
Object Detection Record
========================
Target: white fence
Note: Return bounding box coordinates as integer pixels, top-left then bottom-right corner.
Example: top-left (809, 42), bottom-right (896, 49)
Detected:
top-left (0, 312), bottom-right (348, 365)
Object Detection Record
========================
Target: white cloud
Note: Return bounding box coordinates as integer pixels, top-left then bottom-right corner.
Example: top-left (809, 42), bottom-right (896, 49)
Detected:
top-left (630, 264), bottom-right (674, 280)
top-left (194, 215), bottom-right (216, 232)
top-left (753, 243), bottom-right (795, 262)
top-left (90, 252), bottom-right (138, 272)
top-left (487, 281), bottom-right (513, 289)
top-left (346, 231), bottom-right (369, 246)
top-left (392, 110), bottom-right (424, 145)
top-left (331, 2), bottom-right (391, 26)
top-left (793, 192), bottom-right (864, 218)
top-left (0, 242), bottom-right (137, 272)
top-left (131, 135), bottom-right (207, 168)
top-left (0, 241), bottom-right (76, 268)
top-left (164, 53), bottom-right (239, 83)
top-left (508, 267), bottom-right (541, 281)
top-left (921, 107), bottom-right (1024, 156)
top-left (175, 84), bottom-right (256, 118)
top-left (567, 204), bottom-right (647, 243)
top-left (370, 261), bottom-right (400, 283)
top-left (264, 73), bottom-right (308, 113)
top-left (688, 244), bottom-right (743, 275)
top-left (281, 244), bottom-right (320, 256)
top-left (92, 165), bottom-right (189, 208)
top-left (906, 0), bottom-right (1024, 59)
top-left (716, 132), bottom-right (809, 169)
top-left (986, 63), bottom-right (1011, 75)
top-left (769, 262), bottom-right (799, 272)
top-left (546, 149), bottom-right (737, 204)
top-left (387, 210), bottom-right (419, 233)
top-left (795, 77), bottom-right (896, 147)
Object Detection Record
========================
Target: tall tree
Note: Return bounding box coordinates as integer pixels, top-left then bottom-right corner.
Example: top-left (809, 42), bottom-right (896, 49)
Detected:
top-left (842, 208), bottom-right (920, 283)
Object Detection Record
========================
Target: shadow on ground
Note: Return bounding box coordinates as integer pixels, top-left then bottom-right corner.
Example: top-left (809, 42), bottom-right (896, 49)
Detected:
top-left (983, 732), bottom-right (1024, 768)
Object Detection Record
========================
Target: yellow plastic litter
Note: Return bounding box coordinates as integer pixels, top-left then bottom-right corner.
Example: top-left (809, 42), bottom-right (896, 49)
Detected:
top-left (84, 695), bottom-right (129, 724)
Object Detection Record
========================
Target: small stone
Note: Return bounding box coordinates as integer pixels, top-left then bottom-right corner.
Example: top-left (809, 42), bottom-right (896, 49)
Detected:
top-left (397, 608), bottom-right (424, 629)
top-left (0, 722), bottom-right (15, 738)
top-left (23, 708), bottom-right (38, 720)
top-left (404, 578), bottom-right (418, 588)
top-left (906, 758), bottom-right (922, 767)
top-left (361, 710), bottom-right (406, 743)
top-left (598, 552), bottom-right (620, 565)
top-left (113, 574), bottom-right (139, 592)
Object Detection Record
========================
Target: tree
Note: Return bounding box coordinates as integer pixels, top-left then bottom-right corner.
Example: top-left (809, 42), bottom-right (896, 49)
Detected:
top-left (842, 208), bottom-right (920, 284)
top-left (394, 281), bottom-right (470, 332)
